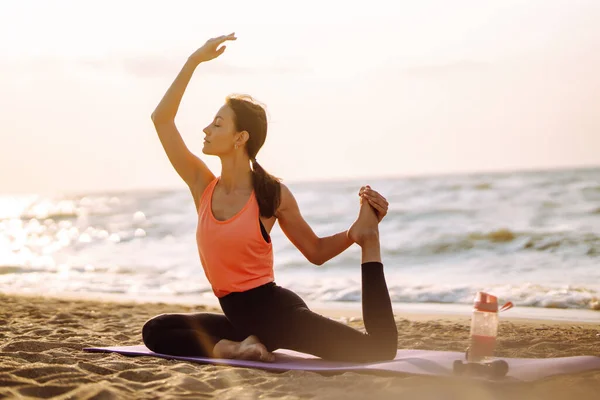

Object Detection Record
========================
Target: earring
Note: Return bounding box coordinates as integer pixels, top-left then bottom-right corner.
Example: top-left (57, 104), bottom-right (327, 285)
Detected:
top-left (235, 144), bottom-right (238, 150)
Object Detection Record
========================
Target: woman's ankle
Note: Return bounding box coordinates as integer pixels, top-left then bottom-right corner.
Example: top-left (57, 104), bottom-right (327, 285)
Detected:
top-left (360, 238), bottom-right (382, 264)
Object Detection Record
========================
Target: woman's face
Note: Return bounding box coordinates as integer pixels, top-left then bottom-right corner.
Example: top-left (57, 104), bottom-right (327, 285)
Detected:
top-left (202, 105), bottom-right (238, 156)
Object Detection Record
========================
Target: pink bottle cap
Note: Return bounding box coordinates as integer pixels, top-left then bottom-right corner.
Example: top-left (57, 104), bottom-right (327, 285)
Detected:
top-left (474, 291), bottom-right (498, 312)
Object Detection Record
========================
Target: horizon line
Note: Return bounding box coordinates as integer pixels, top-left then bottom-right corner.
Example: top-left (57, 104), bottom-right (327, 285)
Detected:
top-left (2, 163), bottom-right (598, 198)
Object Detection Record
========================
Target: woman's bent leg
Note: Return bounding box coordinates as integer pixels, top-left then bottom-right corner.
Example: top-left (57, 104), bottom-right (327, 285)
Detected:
top-left (142, 312), bottom-right (246, 357)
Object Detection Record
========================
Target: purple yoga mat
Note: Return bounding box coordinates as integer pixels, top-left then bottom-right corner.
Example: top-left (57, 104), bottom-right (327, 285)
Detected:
top-left (83, 345), bottom-right (600, 382)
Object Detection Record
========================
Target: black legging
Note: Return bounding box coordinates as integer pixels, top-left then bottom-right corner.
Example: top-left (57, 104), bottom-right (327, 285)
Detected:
top-left (142, 262), bottom-right (398, 362)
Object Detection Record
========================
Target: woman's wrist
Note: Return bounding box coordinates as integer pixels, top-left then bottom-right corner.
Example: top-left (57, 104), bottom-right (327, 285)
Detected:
top-left (186, 56), bottom-right (204, 68)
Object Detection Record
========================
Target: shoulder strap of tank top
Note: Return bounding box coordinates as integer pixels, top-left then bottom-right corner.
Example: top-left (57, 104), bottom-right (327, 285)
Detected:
top-left (199, 177), bottom-right (219, 206)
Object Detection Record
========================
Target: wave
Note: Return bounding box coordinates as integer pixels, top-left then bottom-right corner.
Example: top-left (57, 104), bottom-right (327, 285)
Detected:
top-left (286, 281), bottom-right (600, 311)
top-left (468, 229), bottom-right (516, 242)
top-left (20, 211), bottom-right (79, 221)
top-left (385, 208), bottom-right (474, 222)
top-left (1, 264), bottom-right (598, 311)
top-left (0, 266), bottom-right (32, 275)
top-left (0, 264), bottom-right (141, 275)
top-left (384, 229), bottom-right (600, 256)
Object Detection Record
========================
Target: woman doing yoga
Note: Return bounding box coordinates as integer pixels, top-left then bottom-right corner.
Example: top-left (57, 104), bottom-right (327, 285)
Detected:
top-left (142, 33), bottom-right (398, 363)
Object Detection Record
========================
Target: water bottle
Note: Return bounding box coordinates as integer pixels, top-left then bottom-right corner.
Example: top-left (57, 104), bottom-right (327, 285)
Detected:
top-left (468, 292), bottom-right (504, 363)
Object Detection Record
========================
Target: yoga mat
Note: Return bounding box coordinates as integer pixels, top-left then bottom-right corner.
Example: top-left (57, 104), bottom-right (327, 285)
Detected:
top-left (83, 345), bottom-right (600, 382)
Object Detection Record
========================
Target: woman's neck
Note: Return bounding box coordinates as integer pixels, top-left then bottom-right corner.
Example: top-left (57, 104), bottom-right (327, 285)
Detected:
top-left (219, 154), bottom-right (253, 193)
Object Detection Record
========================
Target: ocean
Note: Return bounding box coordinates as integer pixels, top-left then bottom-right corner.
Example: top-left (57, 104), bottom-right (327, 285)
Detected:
top-left (1, 167), bottom-right (599, 319)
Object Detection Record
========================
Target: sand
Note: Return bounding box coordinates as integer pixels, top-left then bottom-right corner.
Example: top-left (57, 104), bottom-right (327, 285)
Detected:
top-left (0, 293), bottom-right (598, 400)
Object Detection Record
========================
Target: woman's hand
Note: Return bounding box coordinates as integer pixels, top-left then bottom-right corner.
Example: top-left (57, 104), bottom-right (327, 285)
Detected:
top-left (189, 33), bottom-right (237, 65)
top-left (359, 185), bottom-right (389, 222)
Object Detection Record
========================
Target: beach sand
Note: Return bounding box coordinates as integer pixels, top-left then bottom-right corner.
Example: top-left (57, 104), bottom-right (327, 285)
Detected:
top-left (1, 293), bottom-right (598, 400)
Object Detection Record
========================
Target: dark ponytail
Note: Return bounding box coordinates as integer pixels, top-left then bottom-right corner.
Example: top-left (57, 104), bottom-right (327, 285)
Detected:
top-left (250, 159), bottom-right (281, 218)
top-left (226, 95), bottom-right (281, 218)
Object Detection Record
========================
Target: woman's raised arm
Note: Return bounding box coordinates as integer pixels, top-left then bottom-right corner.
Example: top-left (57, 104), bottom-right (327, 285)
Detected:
top-left (151, 33), bottom-right (237, 201)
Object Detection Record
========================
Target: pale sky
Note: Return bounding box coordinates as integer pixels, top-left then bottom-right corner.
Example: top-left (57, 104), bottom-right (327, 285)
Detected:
top-left (1, 0), bottom-right (599, 194)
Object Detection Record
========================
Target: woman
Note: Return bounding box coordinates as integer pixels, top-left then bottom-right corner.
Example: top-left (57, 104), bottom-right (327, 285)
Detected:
top-left (143, 33), bottom-right (398, 363)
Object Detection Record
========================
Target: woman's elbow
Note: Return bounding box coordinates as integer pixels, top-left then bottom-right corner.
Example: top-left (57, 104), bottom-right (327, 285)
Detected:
top-left (308, 250), bottom-right (325, 266)
top-left (308, 239), bottom-right (325, 266)
top-left (311, 257), bottom-right (325, 266)
top-left (150, 112), bottom-right (173, 124)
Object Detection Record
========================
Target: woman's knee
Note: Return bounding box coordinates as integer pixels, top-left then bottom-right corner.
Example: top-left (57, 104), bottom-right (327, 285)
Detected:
top-left (141, 314), bottom-right (169, 350)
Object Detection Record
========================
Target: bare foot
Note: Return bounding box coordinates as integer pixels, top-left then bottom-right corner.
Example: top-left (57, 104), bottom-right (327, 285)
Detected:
top-left (213, 335), bottom-right (275, 362)
top-left (348, 199), bottom-right (382, 264)
top-left (348, 199), bottom-right (379, 246)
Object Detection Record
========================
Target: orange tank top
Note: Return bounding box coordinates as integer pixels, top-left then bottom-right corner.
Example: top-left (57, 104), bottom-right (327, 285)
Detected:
top-left (196, 177), bottom-right (274, 298)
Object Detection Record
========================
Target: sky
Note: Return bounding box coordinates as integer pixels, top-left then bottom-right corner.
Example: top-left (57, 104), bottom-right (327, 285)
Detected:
top-left (1, 0), bottom-right (599, 194)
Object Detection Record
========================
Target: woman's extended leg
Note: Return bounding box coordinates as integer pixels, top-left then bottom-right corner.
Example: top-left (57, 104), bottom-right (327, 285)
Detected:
top-left (225, 200), bottom-right (398, 362)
